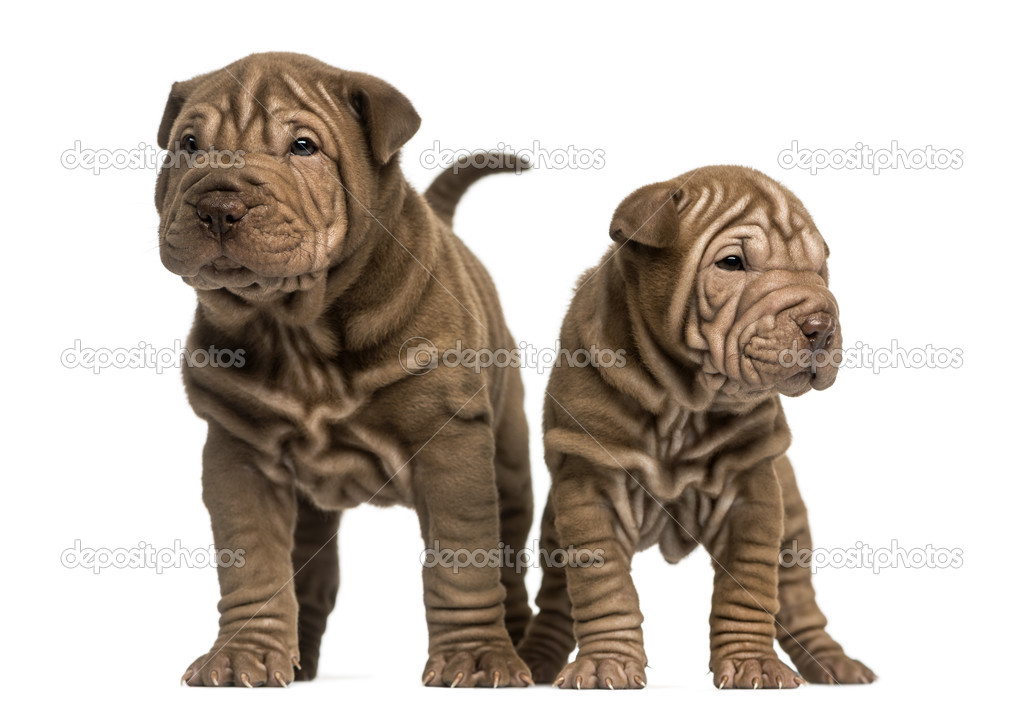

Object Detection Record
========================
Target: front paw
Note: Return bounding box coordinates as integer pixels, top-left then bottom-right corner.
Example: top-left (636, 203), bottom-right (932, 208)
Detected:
top-left (422, 644), bottom-right (533, 687)
top-left (712, 654), bottom-right (803, 689)
top-left (182, 644), bottom-right (299, 687)
top-left (554, 655), bottom-right (648, 690)
top-left (795, 653), bottom-right (876, 684)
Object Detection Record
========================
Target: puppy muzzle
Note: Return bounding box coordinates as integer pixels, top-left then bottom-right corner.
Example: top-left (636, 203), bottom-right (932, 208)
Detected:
top-left (727, 284), bottom-right (842, 396)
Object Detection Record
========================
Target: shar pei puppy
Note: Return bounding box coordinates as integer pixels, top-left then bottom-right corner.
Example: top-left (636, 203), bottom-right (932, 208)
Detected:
top-left (516, 166), bottom-right (876, 689)
top-left (155, 52), bottom-right (534, 688)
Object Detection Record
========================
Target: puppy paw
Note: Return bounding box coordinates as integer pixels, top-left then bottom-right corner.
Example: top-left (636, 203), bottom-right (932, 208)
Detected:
top-left (182, 645), bottom-right (298, 687)
top-left (553, 655), bottom-right (648, 689)
top-left (712, 655), bottom-right (802, 689)
top-left (795, 654), bottom-right (876, 684)
top-left (422, 644), bottom-right (533, 687)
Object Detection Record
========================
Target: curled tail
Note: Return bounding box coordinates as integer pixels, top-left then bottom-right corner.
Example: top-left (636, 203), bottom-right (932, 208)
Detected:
top-left (425, 152), bottom-right (530, 225)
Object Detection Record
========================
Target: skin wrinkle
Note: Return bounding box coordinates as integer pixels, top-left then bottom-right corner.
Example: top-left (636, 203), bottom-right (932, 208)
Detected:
top-left (684, 184), bottom-right (715, 221)
top-left (178, 106), bottom-right (225, 152)
top-left (669, 195), bottom-right (755, 344)
top-left (519, 166), bottom-right (874, 690)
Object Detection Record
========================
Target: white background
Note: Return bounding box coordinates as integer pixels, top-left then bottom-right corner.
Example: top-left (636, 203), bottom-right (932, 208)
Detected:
top-left (2, 2), bottom-right (1020, 713)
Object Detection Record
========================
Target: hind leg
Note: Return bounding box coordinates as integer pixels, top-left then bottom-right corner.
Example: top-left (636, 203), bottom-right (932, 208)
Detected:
top-left (774, 454), bottom-right (876, 684)
top-left (493, 371), bottom-right (533, 646)
top-left (291, 493), bottom-right (342, 681)
top-left (516, 494), bottom-right (575, 683)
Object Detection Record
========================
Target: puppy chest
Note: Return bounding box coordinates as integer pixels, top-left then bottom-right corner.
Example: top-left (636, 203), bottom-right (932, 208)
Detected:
top-left (650, 407), bottom-right (716, 492)
top-left (224, 325), bottom-right (415, 508)
top-left (626, 407), bottom-right (744, 555)
top-left (243, 371), bottom-right (414, 508)
top-left (284, 417), bottom-right (414, 509)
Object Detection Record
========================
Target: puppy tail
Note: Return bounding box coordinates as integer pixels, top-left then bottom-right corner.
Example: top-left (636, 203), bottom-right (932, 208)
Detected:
top-left (425, 152), bottom-right (530, 225)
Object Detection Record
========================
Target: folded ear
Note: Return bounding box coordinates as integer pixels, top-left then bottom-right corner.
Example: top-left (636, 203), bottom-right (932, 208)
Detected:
top-left (157, 73), bottom-right (214, 150)
top-left (344, 71), bottom-right (421, 165)
top-left (609, 182), bottom-right (683, 248)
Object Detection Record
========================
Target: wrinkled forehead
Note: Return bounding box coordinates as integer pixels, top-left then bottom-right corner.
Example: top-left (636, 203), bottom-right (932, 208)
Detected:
top-left (680, 170), bottom-right (827, 271)
top-left (176, 63), bottom-right (346, 149)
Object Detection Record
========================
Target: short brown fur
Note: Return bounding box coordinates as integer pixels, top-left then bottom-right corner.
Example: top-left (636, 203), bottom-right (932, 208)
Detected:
top-left (156, 52), bottom-right (533, 688)
top-left (517, 166), bottom-right (875, 689)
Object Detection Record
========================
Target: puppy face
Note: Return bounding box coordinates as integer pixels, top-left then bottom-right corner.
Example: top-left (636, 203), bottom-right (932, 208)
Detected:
top-left (610, 166), bottom-right (841, 401)
top-left (155, 52), bottom-right (420, 301)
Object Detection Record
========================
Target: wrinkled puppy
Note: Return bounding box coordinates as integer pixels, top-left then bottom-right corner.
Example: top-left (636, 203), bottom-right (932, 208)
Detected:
top-left (517, 166), bottom-right (875, 689)
top-left (156, 52), bottom-right (533, 688)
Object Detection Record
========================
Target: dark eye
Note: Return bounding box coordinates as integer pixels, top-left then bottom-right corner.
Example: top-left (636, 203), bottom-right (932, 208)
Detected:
top-left (183, 134), bottom-right (199, 153)
top-left (290, 138), bottom-right (318, 156)
top-left (715, 255), bottom-right (745, 271)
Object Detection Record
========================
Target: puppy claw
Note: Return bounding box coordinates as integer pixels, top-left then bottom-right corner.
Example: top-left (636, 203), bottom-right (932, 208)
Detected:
top-left (575, 675), bottom-right (583, 690)
top-left (553, 676), bottom-right (565, 688)
top-left (291, 656), bottom-right (301, 670)
top-left (714, 656), bottom-right (800, 690)
top-left (422, 670), bottom-right (436, 686)
top-left (450, 672), bottom-right (464, 688)
top-left (493, 671), bottom-right (501, 688)
top-left (239, 672), bottom-right (252, 688)
top-left (519, 673), bottom-right (535, 686)
top-left (210, 670), bottom-right (219, 687)
top-left (274, 671), bottom-right (288, 688)
top-left (604, 677), bottom-right (614, 690)
top-left (795, 677), bottom-right (806, 686)
top-left (634, 675), bottom-right (646, 688)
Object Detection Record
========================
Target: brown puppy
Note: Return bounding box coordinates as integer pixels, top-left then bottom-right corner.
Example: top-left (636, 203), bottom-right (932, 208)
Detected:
top-left (155, 52), bottom-right (533, 688)
top-left (516, 166), bottom-right (876, 689)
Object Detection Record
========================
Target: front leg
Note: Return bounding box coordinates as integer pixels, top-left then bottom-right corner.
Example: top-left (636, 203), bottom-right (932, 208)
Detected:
top-left (708, 459), bottom-right (802, 690)
top-left (552, 456), bottom-right (648, 690)
top-left (182, 423), bottom-right (300, 687)
top-left (415, 419), bottom-right (532, 687)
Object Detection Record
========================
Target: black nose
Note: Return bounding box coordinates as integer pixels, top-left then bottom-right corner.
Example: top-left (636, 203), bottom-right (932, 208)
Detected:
top-left (800, 314), bottom-right (836, 351)
top-left (196, 194), bottom-right (248, 236)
